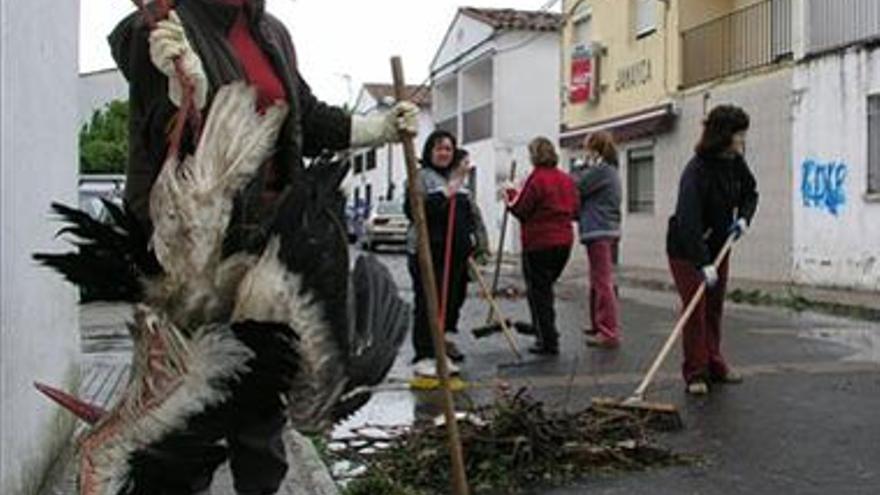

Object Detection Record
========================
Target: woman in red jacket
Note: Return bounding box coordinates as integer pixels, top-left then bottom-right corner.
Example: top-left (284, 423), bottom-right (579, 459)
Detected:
top-left (505, 137), bottom-right (578, 355)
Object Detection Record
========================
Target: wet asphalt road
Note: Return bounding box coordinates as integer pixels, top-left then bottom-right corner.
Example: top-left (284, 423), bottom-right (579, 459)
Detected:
top-left (336, 246), bottom-right (880, 495)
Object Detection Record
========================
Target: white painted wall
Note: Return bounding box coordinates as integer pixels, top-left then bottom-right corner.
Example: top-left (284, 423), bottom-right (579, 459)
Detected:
top-left (1, 1), bottom-right (81, 493)
top-left (792, 47), bottom-right (880, 290)
top-left (78, 68), bottom-right (127, 127)
top-left (431, 15), bottom-right (561, 256)
top-left (432, 13), bottom-right (495, 75)
top-left (494, 31), bottom-right (561, 149)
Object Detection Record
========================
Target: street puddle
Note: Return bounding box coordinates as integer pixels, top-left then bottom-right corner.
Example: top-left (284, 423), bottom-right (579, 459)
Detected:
top-left (800, 328), bottom-right (880, 363)
top-left (332, 390), bottom-right (416, 441)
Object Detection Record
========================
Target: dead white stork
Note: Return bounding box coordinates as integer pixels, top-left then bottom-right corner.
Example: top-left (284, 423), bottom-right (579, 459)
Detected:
top-left (34, 82), bottom-right (409, 494)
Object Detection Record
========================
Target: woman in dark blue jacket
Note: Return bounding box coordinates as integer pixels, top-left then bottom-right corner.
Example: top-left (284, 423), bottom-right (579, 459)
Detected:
top-left (667, 105), bottom-right (759, 395)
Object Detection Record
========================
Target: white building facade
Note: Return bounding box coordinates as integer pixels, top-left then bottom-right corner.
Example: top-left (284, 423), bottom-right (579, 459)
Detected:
top-left (790, 0), bottom-right (880, 290)
top-left (1, 1), bottom-right (81, 493)
top-left (431, 7), bottom-right (562, 254)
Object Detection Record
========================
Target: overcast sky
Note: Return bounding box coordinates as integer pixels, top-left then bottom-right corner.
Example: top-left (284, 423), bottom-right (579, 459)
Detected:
top-left (80, 0), bottom-right (559, 106)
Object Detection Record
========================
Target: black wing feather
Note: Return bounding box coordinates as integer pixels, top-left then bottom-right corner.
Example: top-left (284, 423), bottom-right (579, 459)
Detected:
top-left (33, 201), bottom-right (160, 302)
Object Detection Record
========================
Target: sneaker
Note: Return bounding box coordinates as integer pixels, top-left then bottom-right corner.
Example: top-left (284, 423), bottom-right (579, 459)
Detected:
top-left (585, 335), bottom-right (620, 349)
top-left (413, 358), bottom-right (459, 378)
top-left (413, 358), bottom-right (436, 378)
top-left (686, 380), bottom-right (709, 395)
top-left (711, 370), bottom-right (743, 384)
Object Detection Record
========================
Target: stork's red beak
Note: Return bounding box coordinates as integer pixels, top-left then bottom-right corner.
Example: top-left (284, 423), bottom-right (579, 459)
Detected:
top-left (34, 382), bottom-right (106, 425)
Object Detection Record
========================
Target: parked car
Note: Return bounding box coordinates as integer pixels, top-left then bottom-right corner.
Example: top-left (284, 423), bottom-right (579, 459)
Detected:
top-left (78, 174), bottom-right (125, 222)
top-left (361, 200), bottom-right (408, 251)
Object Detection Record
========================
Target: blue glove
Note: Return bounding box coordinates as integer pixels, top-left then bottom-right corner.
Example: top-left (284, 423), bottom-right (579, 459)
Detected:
top-left (728, 217), bottom-right (749, 241)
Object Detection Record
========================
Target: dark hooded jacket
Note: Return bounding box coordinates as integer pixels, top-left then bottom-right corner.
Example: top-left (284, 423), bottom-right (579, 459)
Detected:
top-left (666, 152), bottom-right (759, 267)
top-left (109, 0), bottom-right (351, 237)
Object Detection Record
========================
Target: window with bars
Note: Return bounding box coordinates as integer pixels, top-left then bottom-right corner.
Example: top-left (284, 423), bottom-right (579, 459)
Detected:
top-left (868, 94), bottom-right (880, 194)
top-left (366, 149), bottom-right (377, 170)
top-left (634, 0), bottom-right (657, 38)
top-left (627, 145), bottom-right (655, 213)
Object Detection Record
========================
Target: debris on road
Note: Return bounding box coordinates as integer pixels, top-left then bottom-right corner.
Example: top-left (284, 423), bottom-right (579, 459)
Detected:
top-left (331, 387), bottom-right (693, 494)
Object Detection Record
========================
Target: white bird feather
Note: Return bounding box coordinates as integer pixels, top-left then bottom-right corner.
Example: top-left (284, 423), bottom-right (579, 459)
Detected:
top-left (149, 83), bottom-right (288, 280)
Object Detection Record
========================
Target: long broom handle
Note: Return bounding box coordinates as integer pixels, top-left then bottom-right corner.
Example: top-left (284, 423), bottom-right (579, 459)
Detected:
top-left (468, 258), bottom-right (522, 361)
top-left (630, 234), bottom-right (736, 400)
top-left (486, 159), bottom-right (517, 324)
top-left (391, 57), bottom-right (469, 495)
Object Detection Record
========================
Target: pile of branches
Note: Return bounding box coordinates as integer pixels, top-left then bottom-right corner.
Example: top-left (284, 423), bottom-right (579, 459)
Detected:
top-left (332, 388), bottom-right (692, 494)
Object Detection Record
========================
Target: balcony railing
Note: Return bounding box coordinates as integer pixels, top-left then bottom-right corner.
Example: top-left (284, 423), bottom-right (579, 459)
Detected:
top-left (682, 0), bottom-right (792, 88)
top-left (807, 0), bottom-right (880, 56)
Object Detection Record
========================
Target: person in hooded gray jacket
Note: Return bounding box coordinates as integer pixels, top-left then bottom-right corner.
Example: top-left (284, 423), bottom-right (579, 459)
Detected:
top-left (570, 131), bottom-right (622, 348)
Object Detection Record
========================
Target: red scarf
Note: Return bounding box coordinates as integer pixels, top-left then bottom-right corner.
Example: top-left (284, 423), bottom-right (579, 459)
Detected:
top-left (226, 9), bottom-right (286, 110)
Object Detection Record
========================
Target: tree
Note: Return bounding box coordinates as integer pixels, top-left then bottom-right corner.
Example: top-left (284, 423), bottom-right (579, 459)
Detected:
top-left (80, 99), bottom-right (129, 174)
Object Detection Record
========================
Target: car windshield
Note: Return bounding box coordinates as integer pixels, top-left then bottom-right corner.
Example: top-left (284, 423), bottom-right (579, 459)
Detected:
top-left (376, 202), bottom-right (404, 215)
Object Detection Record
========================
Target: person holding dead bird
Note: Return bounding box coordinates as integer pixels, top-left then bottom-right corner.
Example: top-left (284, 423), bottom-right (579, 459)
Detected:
top-left (504, 137), bottom-right (578, 355)
top-left (667, 104), bottom-right (758, 395)
top-left (405, 131), bottom-right (488, 377)
top-left (571, 131), bottom-right (622, 349)
top-left (112, 0), bottom-right (418, 240)
top-left (109, 1), bottom-right (417, 493)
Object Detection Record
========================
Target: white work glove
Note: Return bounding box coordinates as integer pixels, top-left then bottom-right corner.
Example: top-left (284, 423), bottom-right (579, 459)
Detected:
top-left (350, 101), bottom-right (418, 147)
top-left (149, 11), bottom-right (208, 110)
top-left (701, 265), bottom-right (719, 289)
top-left (729, 217), bottom-right (749, 241)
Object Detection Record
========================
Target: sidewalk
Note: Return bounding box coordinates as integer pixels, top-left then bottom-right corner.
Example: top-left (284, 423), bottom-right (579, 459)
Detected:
top-left (486, 247), bottom-right (880, 319)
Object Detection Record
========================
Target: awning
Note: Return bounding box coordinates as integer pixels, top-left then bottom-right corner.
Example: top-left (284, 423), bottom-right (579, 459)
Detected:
top-left (559, 103), bottom-right (677, 148)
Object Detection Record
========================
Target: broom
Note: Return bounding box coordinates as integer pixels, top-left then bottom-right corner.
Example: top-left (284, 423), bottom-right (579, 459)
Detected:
top-left (467, 257), bottom-right (522, 361)
top-left (471, 160), bottom-right (531, 339)
top-left (592, 233), bottom-right (736, 430)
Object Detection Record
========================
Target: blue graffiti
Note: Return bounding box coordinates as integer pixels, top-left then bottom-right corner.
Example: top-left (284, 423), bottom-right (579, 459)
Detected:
top-left (801, 159), bottom-right (847, 216)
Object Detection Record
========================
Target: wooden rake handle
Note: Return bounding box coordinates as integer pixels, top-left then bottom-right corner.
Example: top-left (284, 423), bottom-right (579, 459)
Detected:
top-left (630, 234), bottom-right (736, 400)
top-left (391, 57), bottom-right (470, 495)
top-left (468, 257), bottom-right (522, 361)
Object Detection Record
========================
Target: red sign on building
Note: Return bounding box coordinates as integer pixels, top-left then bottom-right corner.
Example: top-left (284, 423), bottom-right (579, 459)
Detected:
top-left (570, 48), bottom-right (596, 104)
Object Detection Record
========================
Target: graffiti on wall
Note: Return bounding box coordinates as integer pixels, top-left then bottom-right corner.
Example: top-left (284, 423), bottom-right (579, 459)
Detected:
top-left (801, 159), bottom-right (848, 216)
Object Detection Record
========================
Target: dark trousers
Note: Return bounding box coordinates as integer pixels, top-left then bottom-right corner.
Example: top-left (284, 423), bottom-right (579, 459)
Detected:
top-left (137, 404), bottom-right (287, 495)
top-left (668, 255), bottom-right (731, 383)
top-left (408, 249), bottom-right (469, 361)
top-left (522, 246), bottom-right (571, 349)
top-left (227, 409), bottom-right (288, 495)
